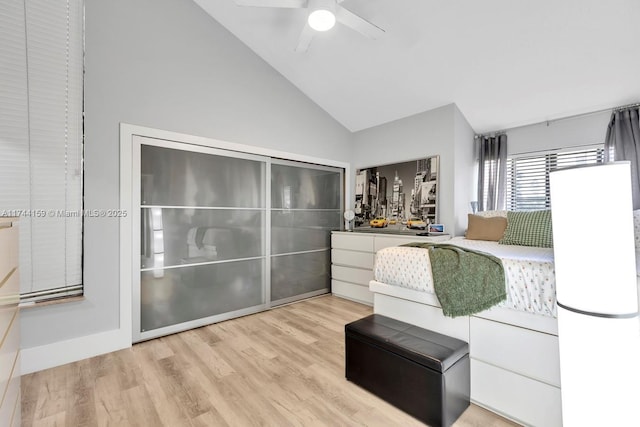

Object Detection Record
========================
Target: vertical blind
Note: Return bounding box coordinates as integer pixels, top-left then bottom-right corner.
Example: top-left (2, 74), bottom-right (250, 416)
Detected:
top-left (0, 0), bottom-right (84, 302)
top-left (506, 146), bottom-right (604, 211)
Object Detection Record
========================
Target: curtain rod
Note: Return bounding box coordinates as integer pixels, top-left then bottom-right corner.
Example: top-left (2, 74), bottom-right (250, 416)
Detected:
top-left (474, 132), bottom-right (506, 139)
top-left (613, 102), bottom-right (640, 112)
top-left (473, 133), bottom-right (504, 139)
top-left (475, 101), bottom-right (640, 138)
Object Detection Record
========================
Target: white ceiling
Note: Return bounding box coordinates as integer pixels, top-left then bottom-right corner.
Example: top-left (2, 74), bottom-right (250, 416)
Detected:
top-left (194, 0), bottom-right (640, 133)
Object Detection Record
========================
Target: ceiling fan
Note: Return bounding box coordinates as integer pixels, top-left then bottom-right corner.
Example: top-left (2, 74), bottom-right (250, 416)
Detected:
top-left (235, 0), bottom-right (385, 52)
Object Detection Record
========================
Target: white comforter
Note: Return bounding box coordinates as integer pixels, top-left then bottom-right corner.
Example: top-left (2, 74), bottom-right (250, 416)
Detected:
top-left (373, 237), bottom-right (557, 317)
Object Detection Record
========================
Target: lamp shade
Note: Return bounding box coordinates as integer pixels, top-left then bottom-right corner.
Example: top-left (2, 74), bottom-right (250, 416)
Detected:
top-left (549, 162), bottom-right (640, 426)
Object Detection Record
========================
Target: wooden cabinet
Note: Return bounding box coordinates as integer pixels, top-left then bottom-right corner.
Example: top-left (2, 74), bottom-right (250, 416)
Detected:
top-left (331, 231), bottom-right (449, 304)
top-left (0, 218), bottom-right (20, 427)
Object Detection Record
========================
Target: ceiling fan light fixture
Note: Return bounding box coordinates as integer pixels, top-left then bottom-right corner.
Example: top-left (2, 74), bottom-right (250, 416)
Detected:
top-left (308, 9), bottom-right (335, 31)
top-left (307, 0), bottom-right (336, 32)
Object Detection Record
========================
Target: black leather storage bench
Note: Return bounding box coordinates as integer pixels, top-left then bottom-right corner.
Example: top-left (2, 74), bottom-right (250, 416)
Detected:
top-left (345, 314), bottom-right (470, 427)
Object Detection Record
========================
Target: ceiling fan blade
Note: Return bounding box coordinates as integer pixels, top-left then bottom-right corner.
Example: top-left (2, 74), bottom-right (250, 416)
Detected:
top-left (336, 6), bottom-right (385, 39)
top-left (295, 23), bottom-right (314, 53)
top-left (235, 0), bottom-right (306, 8)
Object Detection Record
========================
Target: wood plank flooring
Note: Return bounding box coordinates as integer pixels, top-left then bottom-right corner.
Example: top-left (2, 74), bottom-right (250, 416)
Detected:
top-left (21, 295), bottom-right (520, 426)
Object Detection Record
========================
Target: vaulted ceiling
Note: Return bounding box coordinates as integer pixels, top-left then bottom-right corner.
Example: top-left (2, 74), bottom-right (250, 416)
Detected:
top-left (195, 0), bottom-right (640, 133)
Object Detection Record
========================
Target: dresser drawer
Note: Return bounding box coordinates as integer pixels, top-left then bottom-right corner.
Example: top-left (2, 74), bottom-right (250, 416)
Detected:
top-left (0, 270), bottom-right (19, 307)
top-left (331, 280), bottom-right (373, 305)
top-left (0, 301), bottom-right (18, 344)
top-left (0, 355), bottom-right (19, 422)
top-left (470, 316), bottom-right (560, 386)
top-left (331, 233), bottom-right (374, 252)
top-left (331, 265), bottom-right (374, 286)
top-left (0, 219), bottom-right (19, 427)
top-left (0, 308), bottom-right (19, 406)
top-left (10, 388), bottom-right (20, 427)
top-left (331, 249), bottom-right (374, 269)
top-left (0, 384), bottom-right (14, 427)
top-left (0, 225), bottom-right (18, 284)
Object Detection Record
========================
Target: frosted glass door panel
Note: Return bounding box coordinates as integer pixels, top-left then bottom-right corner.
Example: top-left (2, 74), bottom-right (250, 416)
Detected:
top-left (138, 140), bottom-right (267, 341)
top-left (271, 210), bottom-right (341, 254)
top-left (270, 163), bottom-right (342, 304)
top-left (141, 259), bottom-right (264, 332)
top-left (141, 145), bottom-right (264, 208)
top-left (271, 165), bottom-right (341, 209)
top-left (271, 251), bottom-right (330, 301)
top-left (141, 207), bottom-right (264, 269)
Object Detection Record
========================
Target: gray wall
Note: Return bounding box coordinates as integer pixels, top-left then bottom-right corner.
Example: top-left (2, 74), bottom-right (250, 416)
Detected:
top-left (21, 0), bottom-right (353, 348)
top-left (452, 105), bottom-right (477, 235)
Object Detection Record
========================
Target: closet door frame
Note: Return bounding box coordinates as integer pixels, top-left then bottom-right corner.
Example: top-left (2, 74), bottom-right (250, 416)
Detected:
top-left (120, 124), bottom-right (350, 344)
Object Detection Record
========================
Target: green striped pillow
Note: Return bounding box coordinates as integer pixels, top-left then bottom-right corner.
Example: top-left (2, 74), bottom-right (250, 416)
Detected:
top-left (499, 210), bottom-right (553, 248)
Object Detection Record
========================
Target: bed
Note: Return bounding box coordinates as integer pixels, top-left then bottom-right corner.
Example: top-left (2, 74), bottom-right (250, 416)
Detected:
top-left (369, 211), bottom-right (563, 427)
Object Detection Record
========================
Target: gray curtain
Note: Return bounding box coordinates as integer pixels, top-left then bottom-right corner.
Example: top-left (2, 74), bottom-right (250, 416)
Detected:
top-left (604, 107), bottom-right (640, 210)
top-left (477, 134), bottom-right (507, 211)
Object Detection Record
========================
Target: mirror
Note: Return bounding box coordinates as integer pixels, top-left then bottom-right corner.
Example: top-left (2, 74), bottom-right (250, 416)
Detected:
top-left (354, 155), bottom-right (439, 230)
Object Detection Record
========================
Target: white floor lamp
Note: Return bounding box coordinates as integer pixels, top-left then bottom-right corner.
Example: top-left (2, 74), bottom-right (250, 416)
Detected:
top-left (550, 162), bottom-right (640, 426)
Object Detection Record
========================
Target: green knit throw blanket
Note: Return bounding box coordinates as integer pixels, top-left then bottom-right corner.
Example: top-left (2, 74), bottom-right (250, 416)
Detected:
top-left (402, 242), bottom-right (506, 318)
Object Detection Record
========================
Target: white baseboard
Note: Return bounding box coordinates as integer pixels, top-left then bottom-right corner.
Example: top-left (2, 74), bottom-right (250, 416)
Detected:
top-left (20, 328), bottom-right (131, 375)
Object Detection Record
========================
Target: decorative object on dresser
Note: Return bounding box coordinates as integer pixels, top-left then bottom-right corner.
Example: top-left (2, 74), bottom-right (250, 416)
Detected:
top-left (343, 209), bottom-right (355, 231)
top-left (427, 223), bottom-right (444, 233)
top-left (0, 217), bottom-right (20, 427)
top-left (346, 314), bottom-right (470, 427)
top-left (550, 162), bottom-right (640, 426)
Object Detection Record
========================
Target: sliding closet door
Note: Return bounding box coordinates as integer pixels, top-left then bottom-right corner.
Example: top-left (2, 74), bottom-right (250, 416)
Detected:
top-left (270, 161), bottom-right (343, 305)
top-left (135, 138), bottom-right (267, 341)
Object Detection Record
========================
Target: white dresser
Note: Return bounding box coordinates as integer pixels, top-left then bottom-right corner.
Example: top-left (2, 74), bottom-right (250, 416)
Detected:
top-left (0, 218), bottom-right (20, 427)
top-left (331, 231), bottom-right (449, 304)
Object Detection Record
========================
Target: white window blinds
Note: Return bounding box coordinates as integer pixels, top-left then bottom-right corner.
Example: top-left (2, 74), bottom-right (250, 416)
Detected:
top-left (506, 146), bottom-right (604, 211)
top-left (0, 0), bottom-right (84, 302)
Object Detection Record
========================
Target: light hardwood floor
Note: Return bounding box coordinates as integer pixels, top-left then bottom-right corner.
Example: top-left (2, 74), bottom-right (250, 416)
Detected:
top-left (22, 295), bottom-right (520, 426)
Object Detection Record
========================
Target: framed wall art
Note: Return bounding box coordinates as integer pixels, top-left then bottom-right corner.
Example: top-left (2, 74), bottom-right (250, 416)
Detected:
top-left (354, 155), bottom-right (439, 229)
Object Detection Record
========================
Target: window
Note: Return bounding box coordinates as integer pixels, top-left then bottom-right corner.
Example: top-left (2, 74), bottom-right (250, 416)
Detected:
top-left (506, 146), bottom-right (604, 211)
top-left (0, 0), bottom-right (84, 303)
